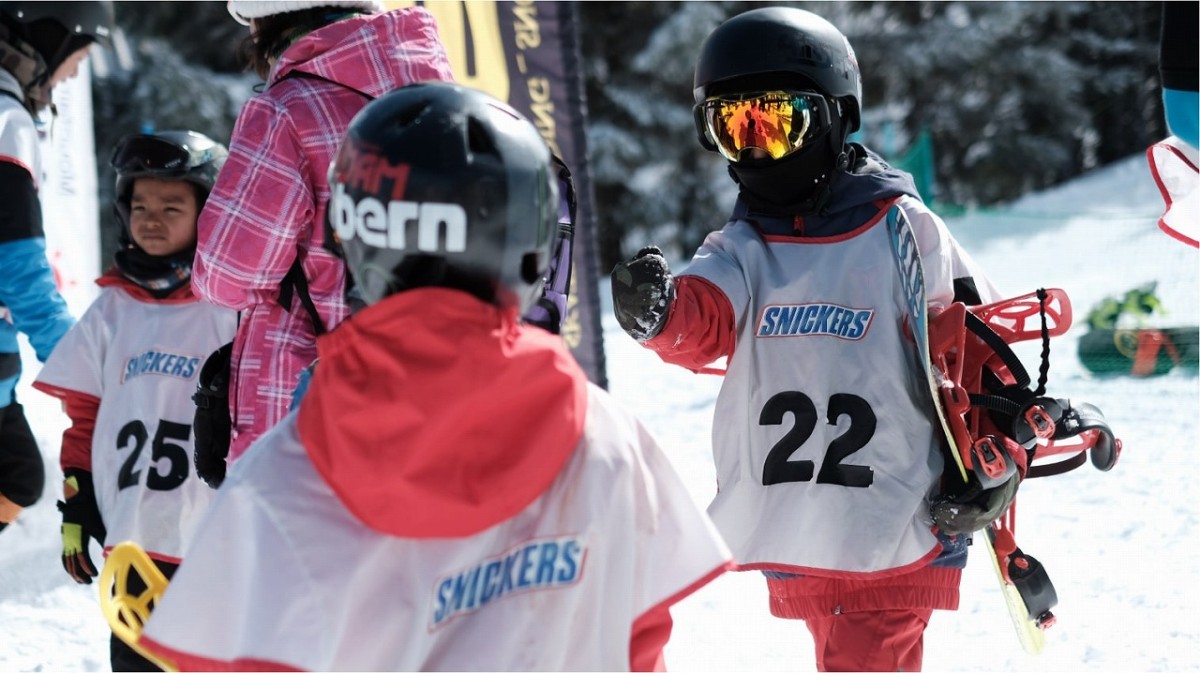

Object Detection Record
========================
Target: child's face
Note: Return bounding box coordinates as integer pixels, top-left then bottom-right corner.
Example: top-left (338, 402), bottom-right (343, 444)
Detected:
top-left (129, 178), bottom-right (198, 257)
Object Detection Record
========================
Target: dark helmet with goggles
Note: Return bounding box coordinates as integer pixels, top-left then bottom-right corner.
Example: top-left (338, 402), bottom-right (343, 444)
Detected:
top-left (326, 81), bottom-right (558, 312)
top-left (111, 130), bottom-right (228, 238)
top-left (693, 7), bottom-right (861, 162)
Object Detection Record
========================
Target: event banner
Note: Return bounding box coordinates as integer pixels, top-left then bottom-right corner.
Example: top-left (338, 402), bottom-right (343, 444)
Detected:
top-left (388, 0), bottom-right (608, 387)
top-left (38, 62), bottom-right (101, 316)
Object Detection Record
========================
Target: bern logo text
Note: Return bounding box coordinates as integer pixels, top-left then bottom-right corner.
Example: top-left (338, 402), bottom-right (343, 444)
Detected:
top-left (331, 182), bottom-right (467, 253)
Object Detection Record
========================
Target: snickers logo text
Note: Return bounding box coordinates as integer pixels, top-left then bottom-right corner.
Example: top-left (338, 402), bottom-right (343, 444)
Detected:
top-left (430, 535), bottom-right (586, 630)
top-left (123, 351), bottom-right (201, 383)
top-left (756, 303), bottom-right (874, 340)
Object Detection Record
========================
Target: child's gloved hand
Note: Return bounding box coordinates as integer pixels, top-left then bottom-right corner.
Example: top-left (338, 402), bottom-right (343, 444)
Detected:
top-left (193, 342), bottom-right (233, 489)
top-left (57, 469), bottom-right (107, 585)
top-left (930, 472), bottom-right (1020, 535)
top-left (611, 246), bottom-right (675, 342)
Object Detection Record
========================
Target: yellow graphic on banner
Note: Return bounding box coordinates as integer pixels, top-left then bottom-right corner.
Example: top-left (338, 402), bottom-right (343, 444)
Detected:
top-left (387, 1), bottom-right (563, 157)
top-left (386, 1), bottom-right (583, 354)
top-left (386, 1), bottom-right (509, 101)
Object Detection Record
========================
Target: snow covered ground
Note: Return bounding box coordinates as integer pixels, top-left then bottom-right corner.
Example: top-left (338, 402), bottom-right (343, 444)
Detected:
top-left (1, 152), bottom-right (1196, 671)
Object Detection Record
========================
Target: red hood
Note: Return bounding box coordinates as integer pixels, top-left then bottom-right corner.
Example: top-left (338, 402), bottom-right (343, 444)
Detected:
top-left (270, 7), bottom-right (454, 99)
top-left (296, 288), bottom-right (588, 538)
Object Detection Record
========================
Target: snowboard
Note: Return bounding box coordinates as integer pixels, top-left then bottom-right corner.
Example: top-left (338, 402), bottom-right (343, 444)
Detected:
top-left (99, 541), bottom-right (175, 670)
top-left (885, 205), bottom-right (1050, 655)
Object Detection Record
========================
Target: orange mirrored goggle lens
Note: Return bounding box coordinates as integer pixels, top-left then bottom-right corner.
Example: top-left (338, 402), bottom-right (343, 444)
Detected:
top-left (702, 91), bottom-right (831, 162)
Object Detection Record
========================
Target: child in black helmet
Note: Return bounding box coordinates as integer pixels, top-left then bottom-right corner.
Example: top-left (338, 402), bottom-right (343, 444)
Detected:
top-left (32, 130), bottom-right (237, 672)
top-left (130, 82), bottom-right (730, 672)
top-left (0, 0), bottom-right (111, 535)
top-left (612, 7), bottom-right (1007, 671)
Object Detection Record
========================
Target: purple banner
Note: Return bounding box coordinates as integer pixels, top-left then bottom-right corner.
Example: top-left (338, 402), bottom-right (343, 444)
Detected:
top-left (404, 0), bottom-right (607, 387)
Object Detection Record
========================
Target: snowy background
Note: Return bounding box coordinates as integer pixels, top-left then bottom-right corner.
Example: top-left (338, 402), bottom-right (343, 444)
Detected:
top-left (1, 151), bottom-right (1196, 671)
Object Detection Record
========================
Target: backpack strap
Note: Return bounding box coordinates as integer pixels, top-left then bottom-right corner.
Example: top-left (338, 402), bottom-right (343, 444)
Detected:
top-left (271, 70), bottom-right (373, 336)
top-left (278, 257), bottom-right (326, 336)
top-left (522, 157), bottom-right (577, 334)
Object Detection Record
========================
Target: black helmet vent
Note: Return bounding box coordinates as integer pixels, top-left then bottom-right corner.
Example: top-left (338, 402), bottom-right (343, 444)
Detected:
top-left (467, 116), bottom-right (496, 157)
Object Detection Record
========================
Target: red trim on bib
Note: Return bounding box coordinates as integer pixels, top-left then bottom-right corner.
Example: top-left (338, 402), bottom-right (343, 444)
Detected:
top-left (1148, 141), bottom-right (1200, 248)
top-left (96, 268), bottom-right (199, 304)
top-left (760, 197), bottom-right (900, 245)
top-left (735, 540), bottom-right (942, 580)
top-left (630, 561), bottom-right (733, 670)
top-left (138, 636), bottom-right (297, 672)
top-left (0, 155), bottom-right (36, 186)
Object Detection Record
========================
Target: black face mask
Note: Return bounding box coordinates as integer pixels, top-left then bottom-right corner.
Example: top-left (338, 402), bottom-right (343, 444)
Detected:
top-left (728, 111), bottom-right (847, 216)
top-left (114, 246), bottom-right (194, 298)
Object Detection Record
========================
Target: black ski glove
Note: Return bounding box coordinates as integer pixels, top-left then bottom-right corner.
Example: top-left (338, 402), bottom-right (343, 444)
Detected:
top-left (57, 468), bottom-right (107, 585)
top-left (930, 472), bottom-right (1020, 536)
top-left (193, 342), bottom-right (233, 489)
top-left (611, 246), bottom-right (675, 342)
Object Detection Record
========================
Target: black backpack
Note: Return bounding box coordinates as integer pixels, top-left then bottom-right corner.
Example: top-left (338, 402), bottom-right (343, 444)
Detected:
top-left (191, 71), bottom-right (367, 488)
top-left (191, 258), bottom-right (326, 488)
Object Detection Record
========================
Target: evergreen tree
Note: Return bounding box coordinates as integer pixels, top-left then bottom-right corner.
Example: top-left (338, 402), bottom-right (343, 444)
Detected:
top-left (850, 1), bottom-right (1161, 206)
top-left (580, 1), bottom-right (739, 266)
top-left (98, 1), bottom-right (1162, 270)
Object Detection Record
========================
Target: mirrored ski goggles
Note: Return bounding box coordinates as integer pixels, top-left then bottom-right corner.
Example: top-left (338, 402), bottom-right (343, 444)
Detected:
top-left (699, 90), bottom-right (834, 162)
top-left (109, 134), bottom-right (193, 175)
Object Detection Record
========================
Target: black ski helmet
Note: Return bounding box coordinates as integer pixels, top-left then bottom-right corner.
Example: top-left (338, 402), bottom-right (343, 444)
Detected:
top-left (0, 1), bottom-right (113, 65)
top-left (110, 130), bottom-right (228, 241)
top-left (692, 7), bottom-right (862, 152)
top-left (327, 82), bottom-right (558, 311)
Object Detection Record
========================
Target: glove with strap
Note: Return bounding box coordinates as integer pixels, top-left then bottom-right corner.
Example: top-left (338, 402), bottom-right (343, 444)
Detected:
top-left (930, 430), bottom-right (1027, 535)
top-left (611, 246), bottom-right (675, 342)
top-left (57, 468), bottom-right (107, 585)
top-left (930, 471), bottom-right (1020, 536)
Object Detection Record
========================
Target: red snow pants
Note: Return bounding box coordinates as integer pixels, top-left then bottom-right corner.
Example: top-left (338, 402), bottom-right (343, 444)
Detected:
top-left (803, 608), bottom-right (932, 672)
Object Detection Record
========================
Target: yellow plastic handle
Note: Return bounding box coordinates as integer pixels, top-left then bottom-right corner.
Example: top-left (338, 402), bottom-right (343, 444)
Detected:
top-left (98, 541), bottom-right (178, 672)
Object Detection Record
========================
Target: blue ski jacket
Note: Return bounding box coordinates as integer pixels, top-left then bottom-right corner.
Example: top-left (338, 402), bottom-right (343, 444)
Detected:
top-left (0, 69), bottom-right (76, 407)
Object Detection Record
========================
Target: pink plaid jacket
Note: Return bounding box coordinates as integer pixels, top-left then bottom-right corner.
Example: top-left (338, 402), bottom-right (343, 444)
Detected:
top-left (194, 7), bottom-right (453, 462)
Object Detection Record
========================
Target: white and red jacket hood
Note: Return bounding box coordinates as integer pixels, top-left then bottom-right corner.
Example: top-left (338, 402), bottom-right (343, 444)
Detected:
top-left (296, 288), bottom-right (588, 537)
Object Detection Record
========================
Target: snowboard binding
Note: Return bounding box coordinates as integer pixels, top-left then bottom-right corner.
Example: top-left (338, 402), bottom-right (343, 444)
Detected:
top-left (928, 288), bottom-right (1122, 486)
top-left (928, 288), bottom-right (1124, 636)
top-left (989, 521), bottom-right (1058, 629)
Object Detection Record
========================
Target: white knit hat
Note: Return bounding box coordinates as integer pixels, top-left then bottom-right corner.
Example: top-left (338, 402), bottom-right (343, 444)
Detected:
top-left (227, 0), bottom-right (384, 26)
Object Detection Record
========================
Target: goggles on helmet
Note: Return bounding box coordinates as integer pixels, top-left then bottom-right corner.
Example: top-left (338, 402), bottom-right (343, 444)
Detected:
top-left (699, 90), bottom-right (834, 162)
top-left (110, 134), bottom-right (198, 176)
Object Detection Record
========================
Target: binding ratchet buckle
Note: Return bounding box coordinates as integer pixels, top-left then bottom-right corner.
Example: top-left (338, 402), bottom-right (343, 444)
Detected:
top-left (990, 524), bottom-right (1059, 631)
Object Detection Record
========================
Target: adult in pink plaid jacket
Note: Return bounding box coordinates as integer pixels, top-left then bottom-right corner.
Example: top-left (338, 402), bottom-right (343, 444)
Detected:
top-left (197, 1), bottom-right (454, 463)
